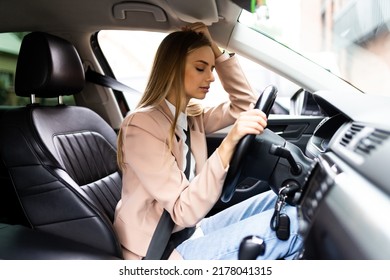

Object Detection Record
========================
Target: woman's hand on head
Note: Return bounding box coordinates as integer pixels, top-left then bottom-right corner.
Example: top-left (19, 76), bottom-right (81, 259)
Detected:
top-left (182, 22), bottom-right (223, 58)
top-left (184, 22), bottom-right (211, 39)
top-left (217, 109), bottom-right (267, 168)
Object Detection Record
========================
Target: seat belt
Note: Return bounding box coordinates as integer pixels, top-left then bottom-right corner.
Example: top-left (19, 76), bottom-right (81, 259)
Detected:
top-left (143, 125), bottom-right (195, 260)
top-left (143, 209), bottom-right (175, 260)
top-left (85, 67), bottom-right (140, 95)
top-left (84, 67), bottom-right (140, 117)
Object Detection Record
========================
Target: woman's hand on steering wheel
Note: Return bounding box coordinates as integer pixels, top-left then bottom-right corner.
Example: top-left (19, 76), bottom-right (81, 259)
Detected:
top-left (220, 85), bottom-right (278, 203)
top-left (218, 109), bottom-right (268, 169)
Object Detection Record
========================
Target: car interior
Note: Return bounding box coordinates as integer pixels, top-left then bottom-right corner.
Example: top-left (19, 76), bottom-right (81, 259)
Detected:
top-left (0, 31), bottom-right (123, 259)
top-left (0, 0), bottom-right (389, 260)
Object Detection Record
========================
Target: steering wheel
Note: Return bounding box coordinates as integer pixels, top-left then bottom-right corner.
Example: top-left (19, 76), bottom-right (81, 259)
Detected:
top-left (221, 85), bottom-right (278, 203)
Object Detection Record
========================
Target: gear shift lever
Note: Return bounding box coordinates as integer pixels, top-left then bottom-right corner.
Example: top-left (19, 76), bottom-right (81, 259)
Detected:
top-left (238, 236), bottom-right (266, 260)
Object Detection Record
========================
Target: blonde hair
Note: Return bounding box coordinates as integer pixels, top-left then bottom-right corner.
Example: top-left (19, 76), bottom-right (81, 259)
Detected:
top-left (117, 30), bottom-right (211, 170)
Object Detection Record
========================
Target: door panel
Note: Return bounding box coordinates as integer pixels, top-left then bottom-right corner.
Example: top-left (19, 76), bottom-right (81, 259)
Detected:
top-left (207, 116), bottom-right (323, 155)
top-left (268, 116), bottom-right (323, 151)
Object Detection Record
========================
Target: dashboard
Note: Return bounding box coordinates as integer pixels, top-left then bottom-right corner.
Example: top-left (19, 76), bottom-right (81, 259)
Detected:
top-left (297, 90), bottom-right (390, 259)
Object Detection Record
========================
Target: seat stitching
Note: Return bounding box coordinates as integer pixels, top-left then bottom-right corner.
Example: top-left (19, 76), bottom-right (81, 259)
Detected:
top-left (74, 132), bottom-right (94, 183)
top-left (56, 135), bottom-right (80, 182)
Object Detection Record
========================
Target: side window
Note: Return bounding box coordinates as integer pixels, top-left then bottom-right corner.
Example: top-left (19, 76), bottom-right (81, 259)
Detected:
top-left (0, 32), bottom-right (23, 107)
top-left (0, 71), bottom-right (14, 105)
top-left (98, 30), bottom-right (166, 111)
top-left (0, 32), bottom-right (75, 108)
top-left (98, 30), bottom-right (299, 114)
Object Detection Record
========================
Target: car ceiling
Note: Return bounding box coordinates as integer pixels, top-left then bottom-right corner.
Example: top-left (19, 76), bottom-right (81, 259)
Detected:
top-left (0, 0), bottom-right (240, 33)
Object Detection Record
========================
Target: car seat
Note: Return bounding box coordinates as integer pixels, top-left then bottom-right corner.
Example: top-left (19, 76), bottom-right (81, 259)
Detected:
top-left (0, 32), bottom-right (123, 258)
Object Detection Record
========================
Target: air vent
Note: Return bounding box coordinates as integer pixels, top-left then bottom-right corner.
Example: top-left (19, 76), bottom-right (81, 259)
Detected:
top-left (355, 129), bottom-right (390, 156)
top-left (339, 123), bottom-right (364, 147)
top-left (339, 123), bottom-right (390, 158)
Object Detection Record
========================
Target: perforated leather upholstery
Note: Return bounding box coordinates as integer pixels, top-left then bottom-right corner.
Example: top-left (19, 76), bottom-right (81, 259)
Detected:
top-left (0, 32), bottom-right (123, 258)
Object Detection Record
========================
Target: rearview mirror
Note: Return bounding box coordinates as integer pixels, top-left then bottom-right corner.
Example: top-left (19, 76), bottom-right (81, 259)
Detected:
top-left (231, 0), bottom-right (256, 13)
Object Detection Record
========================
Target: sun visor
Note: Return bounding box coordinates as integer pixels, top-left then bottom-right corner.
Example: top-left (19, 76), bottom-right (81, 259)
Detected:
top-left (113, 2), bottom-right (168, 22)
top-left (113, 1), bottom-right (219, 25)
top-left (166, 0), bottom-right (219, 25)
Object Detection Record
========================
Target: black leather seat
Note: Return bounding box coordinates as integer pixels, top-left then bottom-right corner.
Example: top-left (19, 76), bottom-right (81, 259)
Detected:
top-left (0, 32), bottom-right (123, 258)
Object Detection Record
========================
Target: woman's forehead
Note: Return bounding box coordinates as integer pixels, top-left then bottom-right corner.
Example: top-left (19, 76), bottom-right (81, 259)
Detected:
top-left (187, 46), bottom-right (215, 65)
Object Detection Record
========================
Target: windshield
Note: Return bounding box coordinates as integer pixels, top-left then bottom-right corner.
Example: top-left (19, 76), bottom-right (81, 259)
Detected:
top-left (239, 0), bottom-right (390, 96)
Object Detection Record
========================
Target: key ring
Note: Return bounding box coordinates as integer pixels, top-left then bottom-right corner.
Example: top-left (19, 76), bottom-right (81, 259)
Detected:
top-left (270, 193), bottom-right (286, 230)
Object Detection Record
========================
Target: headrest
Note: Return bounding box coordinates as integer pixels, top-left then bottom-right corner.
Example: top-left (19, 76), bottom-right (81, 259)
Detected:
top-left (15, 32), bottom-right (85, 98)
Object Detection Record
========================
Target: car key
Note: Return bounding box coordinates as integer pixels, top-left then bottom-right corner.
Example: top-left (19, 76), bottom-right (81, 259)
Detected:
top-left (276, 213), bottom-right (290, 241)
top-left (270, 187), bottom-right (291, 241)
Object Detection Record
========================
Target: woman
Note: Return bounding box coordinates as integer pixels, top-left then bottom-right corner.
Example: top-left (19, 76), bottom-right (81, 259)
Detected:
top-left (114, 23), bottom-right (302, 260)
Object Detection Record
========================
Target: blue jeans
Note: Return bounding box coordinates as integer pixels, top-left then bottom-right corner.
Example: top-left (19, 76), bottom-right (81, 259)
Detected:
top-left (176, 190), bottom-right (303, 260)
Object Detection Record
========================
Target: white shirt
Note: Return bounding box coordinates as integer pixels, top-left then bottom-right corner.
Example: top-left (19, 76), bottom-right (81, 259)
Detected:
top-left (165, 100), bottom-right (195, 181)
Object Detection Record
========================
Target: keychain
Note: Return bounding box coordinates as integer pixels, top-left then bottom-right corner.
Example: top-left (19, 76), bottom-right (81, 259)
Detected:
top-left (270, 187), bottom-right (291, 241)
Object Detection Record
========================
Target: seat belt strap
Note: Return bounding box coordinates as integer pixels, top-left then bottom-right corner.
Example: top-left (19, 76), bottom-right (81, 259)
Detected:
top-left (85, 67), bottom-right (139, 95)
top-left (143, 209), bottom-right (175, 260)
top-left (143, 125), bottom-right (193, 260)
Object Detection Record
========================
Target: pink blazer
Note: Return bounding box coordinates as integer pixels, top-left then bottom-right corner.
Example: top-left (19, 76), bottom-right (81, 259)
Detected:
top-left (114, 55), bottom-right (257, 259)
